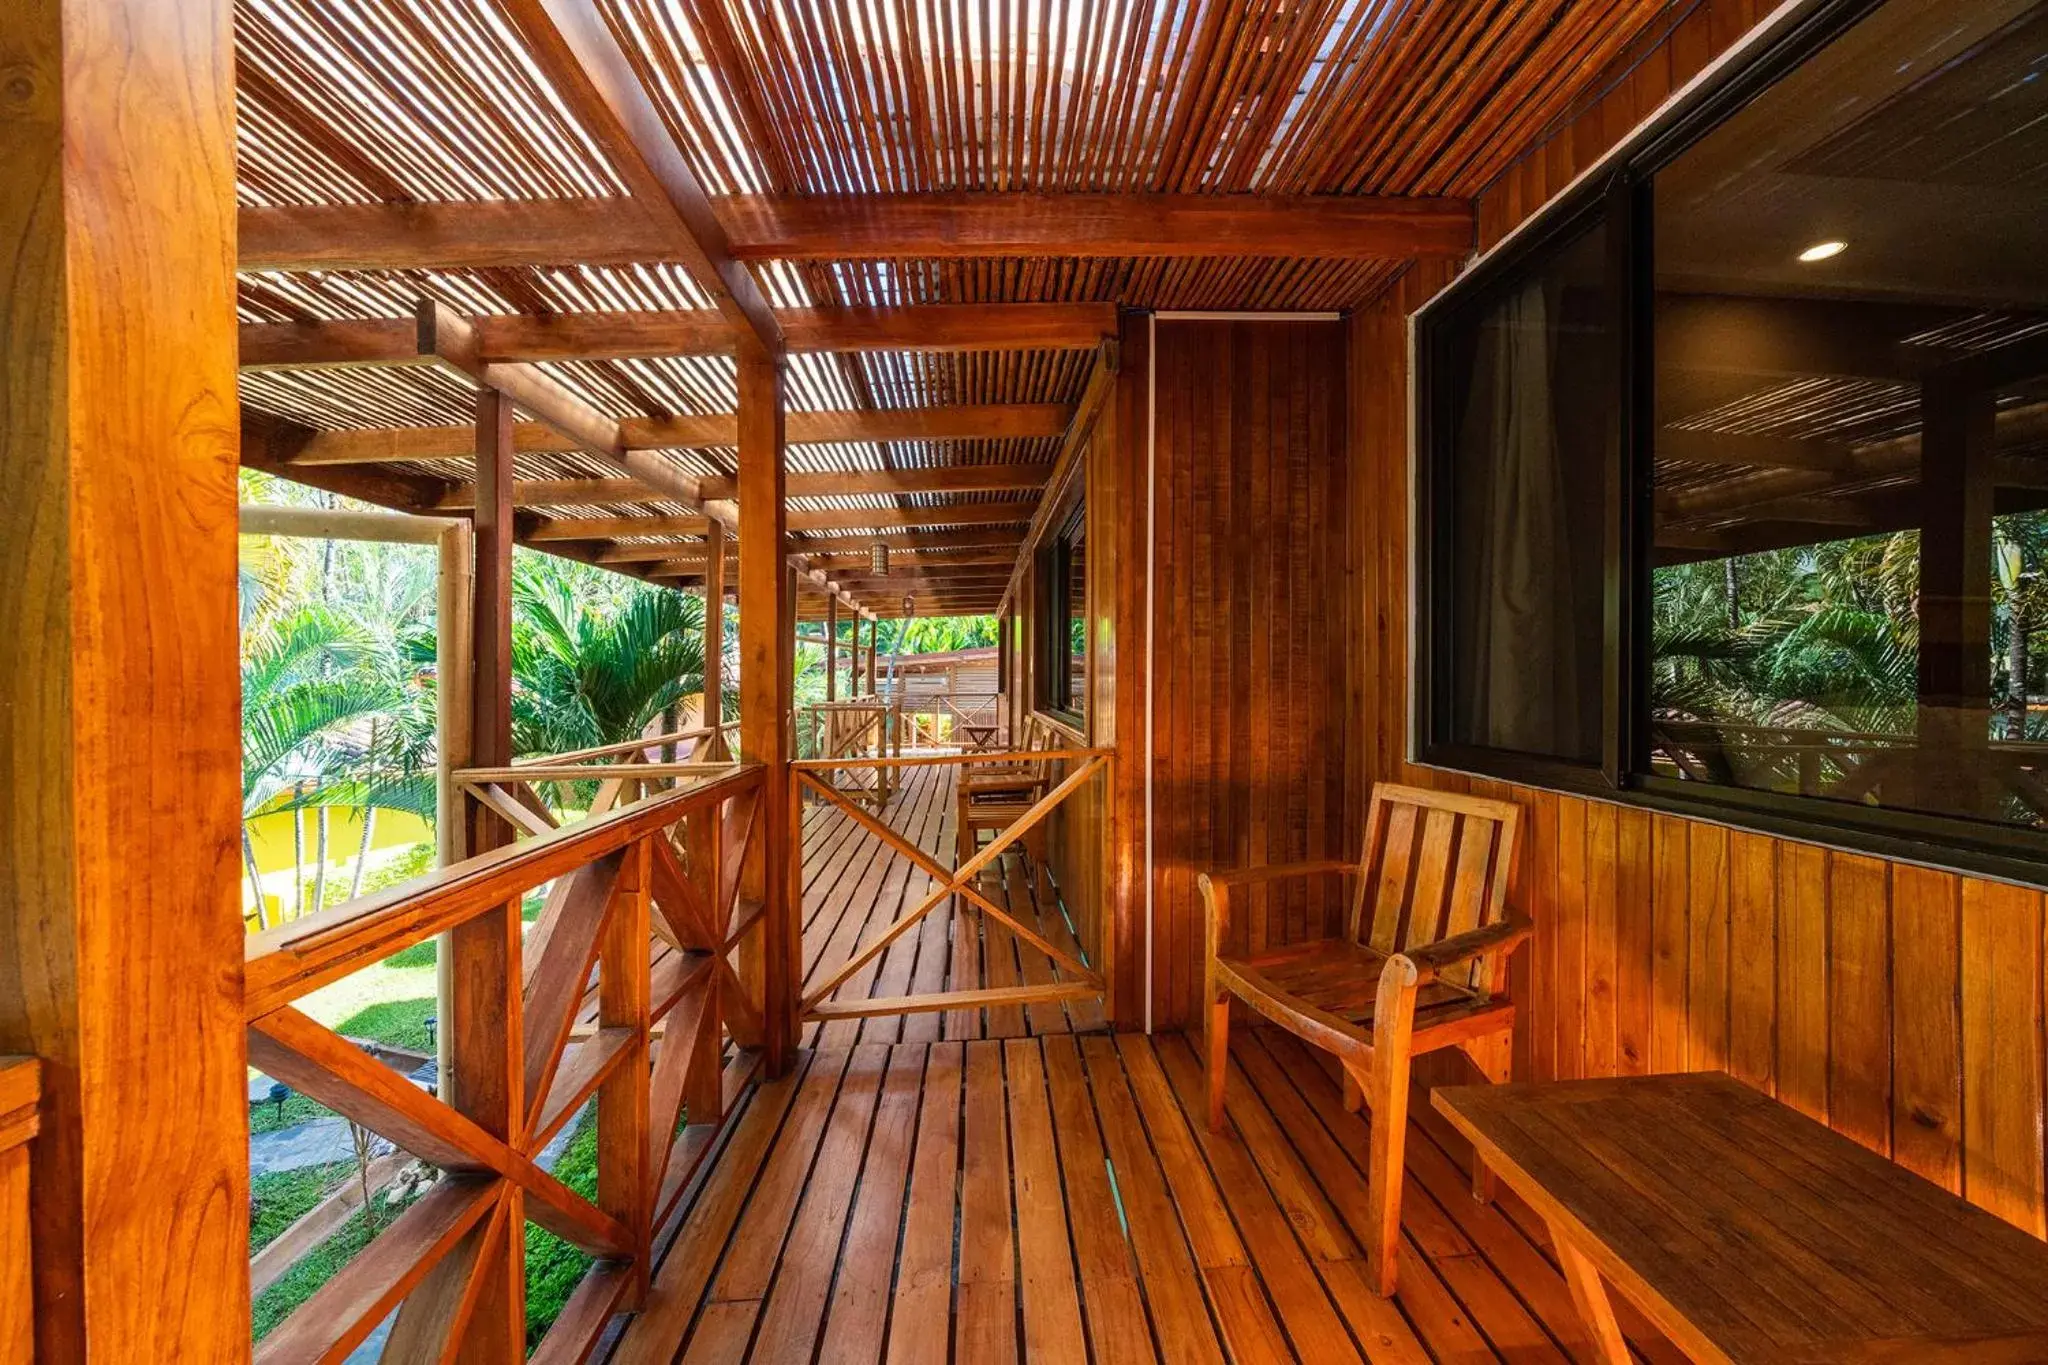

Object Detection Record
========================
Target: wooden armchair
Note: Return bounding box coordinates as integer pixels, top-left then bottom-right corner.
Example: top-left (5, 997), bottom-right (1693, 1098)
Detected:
top-left (1200, 783), bottom-right (1528, 1297)
top-left (954, 715), bottom-right (1054, 872)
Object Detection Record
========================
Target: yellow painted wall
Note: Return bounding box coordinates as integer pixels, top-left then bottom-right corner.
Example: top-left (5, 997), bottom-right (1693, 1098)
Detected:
top-left (245, 806), bottom-right (434, 874)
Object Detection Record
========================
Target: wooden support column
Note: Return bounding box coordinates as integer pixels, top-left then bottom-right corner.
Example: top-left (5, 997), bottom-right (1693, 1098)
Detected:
top-left (1918, 371), bottom-right (1997, 815)
top-left (739, 353), bottom-right (795, 1075)
top-left (703, 518), bottom-right (728, 760)
top-left (447, 387), bottom-right (525, 1352)
top-left (0, 1), bottom-right (249, 1357)
top-left (825, 593), bottom-right (839, 701)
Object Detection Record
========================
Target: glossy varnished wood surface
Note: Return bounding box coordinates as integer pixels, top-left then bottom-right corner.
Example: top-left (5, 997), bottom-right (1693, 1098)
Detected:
top-left (610, 1027), bottom-right (1689, 1364)
top-left (0, 0), bottom-right (250, 1356)
top-left (1151, 318), bottom-right (1355, 1029)
top-left (1351, 0), bottom-right (2048, 1245)
top-left (1436, 1074), bottom-right (2048, 1363)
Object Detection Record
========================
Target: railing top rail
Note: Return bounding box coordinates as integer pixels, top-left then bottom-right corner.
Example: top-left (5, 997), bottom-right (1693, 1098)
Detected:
top-left (794, 746), bottom-right (1109, 772)
top-left (457, 761), bottom-right (741, 783)
top-left (511, 722), bottom-right (737, 767)
top-left (245, 764), bottom-right (764, 1019)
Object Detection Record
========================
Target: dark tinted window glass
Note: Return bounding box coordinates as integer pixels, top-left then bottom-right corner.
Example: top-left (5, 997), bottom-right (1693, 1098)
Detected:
top-left (1034, 494), bottom-right (1087, 723)
top-left (1436, 217), bottom-right (1613, 764)
top-left (1647, 0), bottom-right (2048, 828)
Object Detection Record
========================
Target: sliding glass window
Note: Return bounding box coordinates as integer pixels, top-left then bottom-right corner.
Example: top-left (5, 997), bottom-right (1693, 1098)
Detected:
top-left (1421, 196), bottom-right (1620, 776)
top-left (1417, 0), bottom-right (2048, 869)
top-left (1645, 0), bottom-right (2048, 835)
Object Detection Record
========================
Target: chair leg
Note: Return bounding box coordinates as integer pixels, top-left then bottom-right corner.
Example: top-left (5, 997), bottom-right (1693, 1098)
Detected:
top-left (1205, 990), bottom-right (1230, 1133)
top-left (1360, 1046), bottom-right (1412, 1298)
top-left (1457, 1030), bottom-right (1512, 1204)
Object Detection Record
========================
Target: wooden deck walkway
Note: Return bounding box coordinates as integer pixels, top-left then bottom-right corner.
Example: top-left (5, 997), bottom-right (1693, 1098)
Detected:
top-left (608, 1026), bottom-right (1684, 1364)
top-left (796, 761), bottom-right (1106, 1044)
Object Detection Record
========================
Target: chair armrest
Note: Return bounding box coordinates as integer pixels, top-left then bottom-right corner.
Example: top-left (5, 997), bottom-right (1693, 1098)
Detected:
top-left (1400, 917), bottom-right (1533, 985)
top-left (1198, 861), bottom-right (1357, 966)
top-left (1200, 859), bottom-right (1358, 890)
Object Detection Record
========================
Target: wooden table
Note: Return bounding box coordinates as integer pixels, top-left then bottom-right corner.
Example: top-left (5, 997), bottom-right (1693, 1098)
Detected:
top-left (1433, 1073), bottom-right (2048, 1364)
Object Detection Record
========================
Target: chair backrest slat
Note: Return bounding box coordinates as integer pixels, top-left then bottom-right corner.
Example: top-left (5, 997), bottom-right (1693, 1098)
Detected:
top-left (1363, 801), bottom-right (1420, 952)
top-left (1405, 808), bottom-right (1458, 949)
top-left (1351, 783), bottom-right (1522, 990)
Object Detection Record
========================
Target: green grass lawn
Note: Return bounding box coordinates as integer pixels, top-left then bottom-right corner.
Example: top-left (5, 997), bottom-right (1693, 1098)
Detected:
top-left (248, 990), bottom-right (438, 1132)
top-left (525, 1116), bottom-right (599, 1349)
top-left (250, 1161), bottom-right (354, 1254)
top-left (251, 1184), bottom-right (426, 1341)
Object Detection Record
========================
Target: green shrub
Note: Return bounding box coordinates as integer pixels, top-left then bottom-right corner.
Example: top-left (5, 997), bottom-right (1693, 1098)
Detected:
top-left (524, 1117), bottom-right (600, 1347)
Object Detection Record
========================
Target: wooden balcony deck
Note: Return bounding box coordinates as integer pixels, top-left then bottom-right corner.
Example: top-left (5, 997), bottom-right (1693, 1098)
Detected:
top-left (608, 1024), bottom-right (1684, 1364)
top-left (796, 760), bottom-right (1105, 1042)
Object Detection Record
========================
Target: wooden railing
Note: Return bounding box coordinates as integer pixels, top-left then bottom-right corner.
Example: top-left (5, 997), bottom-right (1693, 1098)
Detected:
top-left (1651, 719), bottom-right (2048, 820)
top-left (243, 758), bottom-right (770, 1361)
top-left (2, 1056), bottom-right (38, 1363)
top-left (792, 746), bottom-right (1111, 1022)
top-left (884, 690), bottom-right (1002, 750)
top-left (801, 699), bottom-right (902, 806)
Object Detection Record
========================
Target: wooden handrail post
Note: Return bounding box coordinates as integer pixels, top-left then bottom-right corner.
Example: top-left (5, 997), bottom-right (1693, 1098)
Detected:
top-left (598, 836), bottom-right (653, 1307)
top-left (0, 3), bottom-right (249, 1355)
top-left (436, 385), bottom-right (527, 1350)
top-left (739, 352), bottom-right (797, 1076)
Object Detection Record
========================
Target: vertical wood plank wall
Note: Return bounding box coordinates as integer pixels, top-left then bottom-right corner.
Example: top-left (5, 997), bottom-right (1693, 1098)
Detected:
top-left (1355, 0), bottom-right (2048, 1239)
top-left (1149, 319), bottom-right (1354, 1029)
top-left (1007, 349), bottom-right (1146, 1024)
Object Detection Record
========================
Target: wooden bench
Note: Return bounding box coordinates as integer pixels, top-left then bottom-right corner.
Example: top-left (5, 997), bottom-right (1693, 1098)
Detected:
top-left (1433, 1073), bottom-right (2048, 1364)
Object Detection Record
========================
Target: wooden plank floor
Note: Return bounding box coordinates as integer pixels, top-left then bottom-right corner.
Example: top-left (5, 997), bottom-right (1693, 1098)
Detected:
top-left (608, 1026), bottom-right (1685, 1364)
top-left (797, 762), bottom-right (1106, 1045)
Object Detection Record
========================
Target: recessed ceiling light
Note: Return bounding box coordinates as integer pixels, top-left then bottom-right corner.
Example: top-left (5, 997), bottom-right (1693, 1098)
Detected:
top-left (1798, 240), bottom-right (1847, 263)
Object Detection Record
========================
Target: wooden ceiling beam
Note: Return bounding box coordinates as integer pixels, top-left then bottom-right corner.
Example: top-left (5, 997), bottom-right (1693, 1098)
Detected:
top-left (239, 410), bottom-right (450, 511)
top-left (239, 303), bottom-right (1116, 367)
top-left (789, 528), bottom-right (1025, 555)
top-left (527, 503), bottom-right (1030, 543)
top-left (238, 194), bottom-right (1473, 271)
top-left (429, 463), bottom-right (1052, 511)
top-left (282, 406), bottom-right (1071, 465)
top-left (594, 541), bottom-right (1020, 568)
top-left (722, 191), bottom-right (1475, 260)
top-left (494, 0), bottom-right (780, 357)
top-left (414, 300), bottom-right (725, 522)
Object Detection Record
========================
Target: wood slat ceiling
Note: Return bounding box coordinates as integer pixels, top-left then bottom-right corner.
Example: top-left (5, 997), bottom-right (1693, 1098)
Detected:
top-left (231, 0), bottom-right (1682, 610)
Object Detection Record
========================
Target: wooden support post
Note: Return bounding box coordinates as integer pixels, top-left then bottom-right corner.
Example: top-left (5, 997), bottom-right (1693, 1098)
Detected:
top-left (825, 593), bottom-right (839, 701)
top-left (739, 353), bottom-right (796, 1076)
top-left (446, 387), bottom-right (525, 1354)
top-left (1918, 371), bottom-right (1997, 815)
top-left (598, 838), bottom-right (652, 1307)
top-left (703, 519), bottom-right (728, 760)
top-left (0, 1), bottom-right (249, 1357)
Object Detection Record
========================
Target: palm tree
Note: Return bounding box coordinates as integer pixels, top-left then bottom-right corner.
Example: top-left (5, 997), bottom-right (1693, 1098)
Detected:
top-left (239, 606), bottom-right (403, 926)
top-left (510, 558), bottom-right (711, 794)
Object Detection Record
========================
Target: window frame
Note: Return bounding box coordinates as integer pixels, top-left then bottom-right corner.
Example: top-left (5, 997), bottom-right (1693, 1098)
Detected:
top-left (1033, 492), bottom-right (1088, 729)
top-left (1415, 173), bottom-right (1635, 794)
top-left (1410, 0), bottom-right (2048, 885)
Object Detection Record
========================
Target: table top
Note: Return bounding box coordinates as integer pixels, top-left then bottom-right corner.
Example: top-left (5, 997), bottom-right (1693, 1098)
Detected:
top-left (1433, 1073), bottom-right (2048, 1364)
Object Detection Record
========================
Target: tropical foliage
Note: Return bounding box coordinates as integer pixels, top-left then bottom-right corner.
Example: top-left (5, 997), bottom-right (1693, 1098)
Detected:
top-left (1650, 511), bottom-right (2048, 806)
top-left (237, 472), bottom-right (728, 927)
